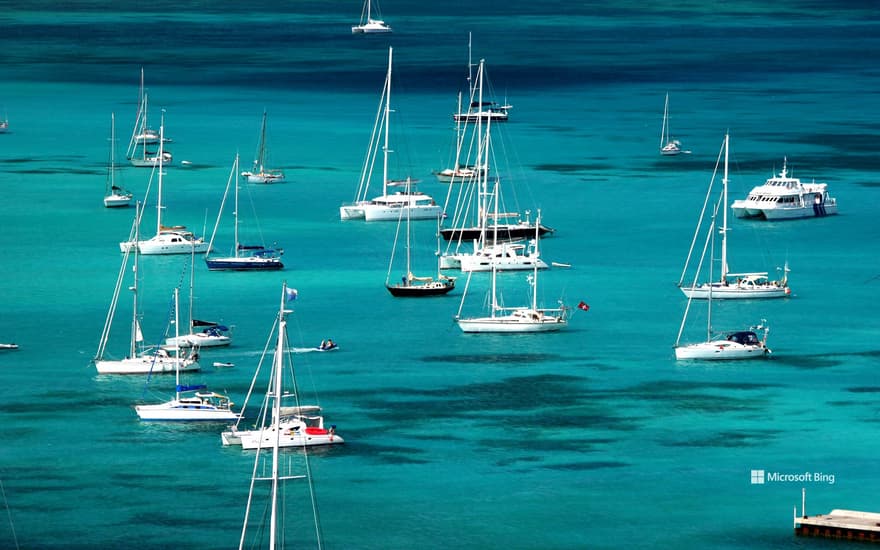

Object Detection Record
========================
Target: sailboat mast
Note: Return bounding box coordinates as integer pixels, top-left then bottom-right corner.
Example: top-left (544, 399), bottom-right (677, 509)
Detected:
top-left (129, 202), bottom-right (141, 358)
top-left (467, 32), bottom-right (474, 97)
top-left (720, 133), bottom-right (730, 282)
top-left (156, 117), bottom-right (165, 236)
top-left (233, 155), bottom-right (240, 258)
top-left (108, 113), bottom-right (116, 193)
top-left (405, 179), bottom-right (412, 277)
top-left (270, 285), bottom-right (289, 549)
top-left (187, 243), bottom-right (195, 334)
top-left (257, 111), bottom-right (267, 173)
top-left (661, 93), bottom-right (669, 148)
top-left (490, 178), bottom-right (500, 319)
top-left (173, 287), bottom-right (181, 400)
top-left (476, 62), bottom-right (488, 244)
top-left (531, 212), bottom-right (541, 311)
top-left (381, 47), bottom-right (392, 197)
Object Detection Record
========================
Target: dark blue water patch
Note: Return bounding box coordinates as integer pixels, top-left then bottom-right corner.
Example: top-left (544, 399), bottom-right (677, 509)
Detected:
top-left (619, 380), bottom-right (775, 394)
top-left (766, 354), bottom-right (846, 369)
top-left (347, 441), bottom-right (430, 465)
top-left (846, 386), bottom-right (880, 393)
top-left (532, 162), bottom-right (616, 174)
top-left (826, 400), bottom-right (864, 407)
top-left (483, 437), bottom-right (603, 455)
top-left (496, 455), bottom-right (544, 468)
top-left (543, 460), bottom-right (629, 471)
top-left (662, 429), bottom-right (781, 448)
top-left (5, 167), bottom-right (100, 175)
top-left (109, 471), bottom-right (177, 488)
top-left (420, 353), bottom-right (565, 364)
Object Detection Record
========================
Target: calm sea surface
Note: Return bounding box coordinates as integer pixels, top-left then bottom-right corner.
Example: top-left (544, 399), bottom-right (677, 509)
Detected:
top-left (1, 2), bottom-right (879, 548)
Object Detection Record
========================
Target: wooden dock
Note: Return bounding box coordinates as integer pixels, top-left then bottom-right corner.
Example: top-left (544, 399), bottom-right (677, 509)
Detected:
top-left (795, 510), bottom-right (880, 542)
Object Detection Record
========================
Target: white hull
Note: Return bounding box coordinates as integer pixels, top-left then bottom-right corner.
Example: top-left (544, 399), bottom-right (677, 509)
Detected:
top-left (680, 284), bottom-right (790, 299)
top-left (458, 241), bottom-right (548, 272)
top-left (457, 309), bottom-right (566, 333)
top-left (135, 400), bottom-right (239, 421)
top-left (242, 172), bottom-right (285, 184)
top-left (439, 255), bottom-right (461, 269)
top-left (222, 424), bottom-right (344, 448)
top-left (434, 166), bottom-right (486, 183)
top-left (95, 356), bottom-right (200, 375)
top-left (730, 159), bottom-right (838, 220)
top-left (165, 333), bottom-right (231, 348)
top-left (120, 232), bottom-right (210, 255)
top-left (352, 19), bottom-right (391, 33)
top-left (129, 152), bottom-right (172, 167)
top-left (103, 194), bottom-right (132, 208)
top-left (339, 203), bottom-right (366, 220)
top-left (731, 201), bottom-right (839, 220)
top-left (674, 340), bottom-right (770, 360)
top-left (362, 203), bottom-right (442, 221)
top-left (660, 143), bottom-right (681, 155)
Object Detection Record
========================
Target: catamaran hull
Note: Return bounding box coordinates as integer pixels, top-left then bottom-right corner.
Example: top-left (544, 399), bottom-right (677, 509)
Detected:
top-left (339, 204), bottom-right (366, 220)
top-left (362, 204), bottom-right (442, 221)
top-left (731, 202), bottom-right (839, 220)
top-left (223, 426), bottom-right (344, 448)
top-left (675, 342), bottom-right (770, 361)
top-left (459, 256), bottom-right (548, 272)
top-left (120, 235), bottom-right (210, 255)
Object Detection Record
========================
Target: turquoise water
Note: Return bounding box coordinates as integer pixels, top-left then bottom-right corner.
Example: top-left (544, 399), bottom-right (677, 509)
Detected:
top-left (1, 2), bottom-right (879, 548)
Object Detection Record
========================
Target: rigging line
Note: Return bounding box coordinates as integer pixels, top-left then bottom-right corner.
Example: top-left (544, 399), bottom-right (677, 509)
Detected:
top-left (0, 477), bottom-right (19, 550)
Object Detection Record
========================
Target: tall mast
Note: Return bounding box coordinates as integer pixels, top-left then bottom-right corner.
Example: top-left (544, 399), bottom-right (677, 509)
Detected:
top-left (719, 132), bottom-right (729, 282)
top-left (173, 287), bottom-right (181, 400)
top-left (233, 154), bottom-right (240, 258)
top-left (129, 202), bottom-right (141, 358)
top-left (269, 284), bottom-right (290, 549)
top-left (156, 115), bottom-right (165, 235)
top-left (381, 47), bottom-right (392, 197)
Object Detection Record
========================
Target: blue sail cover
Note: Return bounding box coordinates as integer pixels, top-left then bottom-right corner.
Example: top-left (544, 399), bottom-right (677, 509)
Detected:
top-left (177, 384), bottom-right (208, 392)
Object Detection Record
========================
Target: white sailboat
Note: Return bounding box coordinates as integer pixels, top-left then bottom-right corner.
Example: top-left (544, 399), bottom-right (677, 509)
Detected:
top-left (340, 47), bottom-right (441, 222)
top-left (241, 110), bottom-right (285, 184)
top-left (678, 133), bottom-right (791, 299)
top-left (205, 154), bottom-right (284, 271)
top-left (674, 204), bottom-right (772, 361)
top-left (119, 116), bottom-right (209, 255)
top-left (95, 204), bottom-right (201, 375)
top-left (455, 220), bottom-right (568, 333)
top-left (127, 69), bottom-right (172, 167)
top-left (659, 92), bottom-right (682, 156)
top-left (351, 0), bottom-right (391, 33)
top-left (103, 112), bottom-right (133, 208)
top-left (236, 294), bottom-right (327, 550)
top-left (135, 288), bottom-right (238, 421)
top-left (221, 284), bottom-right (344, 449)
top-left (165, 246), bottom-right (232, 348)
